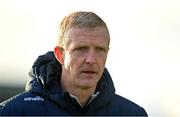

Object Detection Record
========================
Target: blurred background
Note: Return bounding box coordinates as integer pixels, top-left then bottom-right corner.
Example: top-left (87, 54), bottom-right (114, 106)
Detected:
top-left (0, 0), bottom-right (180, 116)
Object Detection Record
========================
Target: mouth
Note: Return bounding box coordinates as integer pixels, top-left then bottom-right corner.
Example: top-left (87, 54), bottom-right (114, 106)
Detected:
top-left (82, 70), bottom-right (97, 74)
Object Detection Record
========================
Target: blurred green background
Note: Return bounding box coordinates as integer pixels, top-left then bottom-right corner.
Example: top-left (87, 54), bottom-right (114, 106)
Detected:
top-left (0, 85), bottom-right (24, 103)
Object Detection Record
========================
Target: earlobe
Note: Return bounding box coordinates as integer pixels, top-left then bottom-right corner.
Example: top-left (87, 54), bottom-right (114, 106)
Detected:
top-left (54, 46), bottom-right (64, 64)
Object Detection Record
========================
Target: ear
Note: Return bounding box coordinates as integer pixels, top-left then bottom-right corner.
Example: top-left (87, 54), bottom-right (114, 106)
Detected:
top-left (54, 46), bottom-right (64, 64)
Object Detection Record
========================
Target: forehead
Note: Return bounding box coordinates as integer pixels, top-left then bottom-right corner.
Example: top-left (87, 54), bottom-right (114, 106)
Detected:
top-left (66, 27), bottom-right (109, 46)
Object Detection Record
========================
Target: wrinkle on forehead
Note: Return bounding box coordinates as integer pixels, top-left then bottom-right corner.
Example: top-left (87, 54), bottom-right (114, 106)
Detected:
top-left (64, 27), bottom-right (109, 48)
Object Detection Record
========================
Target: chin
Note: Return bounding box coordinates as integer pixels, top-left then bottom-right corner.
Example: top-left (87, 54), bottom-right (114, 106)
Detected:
top-left (77, 81), bottom-right (97, 89)
top-left (75, 75), bottom-right (100, 89)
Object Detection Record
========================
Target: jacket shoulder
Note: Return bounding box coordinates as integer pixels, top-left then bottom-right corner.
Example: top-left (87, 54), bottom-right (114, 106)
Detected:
top-left (110, 94), bottom-right (148, 116)
top-left (0, 91), bottom-right (45, 115)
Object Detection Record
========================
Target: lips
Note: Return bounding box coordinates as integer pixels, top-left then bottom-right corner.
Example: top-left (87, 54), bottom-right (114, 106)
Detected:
top-left (81, 69), bottom-right (97, 74)
top-left (82, 71), bottom-right (96, 74)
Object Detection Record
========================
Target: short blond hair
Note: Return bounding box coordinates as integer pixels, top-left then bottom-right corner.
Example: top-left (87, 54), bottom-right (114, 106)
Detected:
top-left (58, 11), bottom-right (110, 48)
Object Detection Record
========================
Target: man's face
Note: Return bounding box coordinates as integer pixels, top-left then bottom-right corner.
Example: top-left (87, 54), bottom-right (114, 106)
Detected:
top-left (62, 27), bottom-right (109, 89)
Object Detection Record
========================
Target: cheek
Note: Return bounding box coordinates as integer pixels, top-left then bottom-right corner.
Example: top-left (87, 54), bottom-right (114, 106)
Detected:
top-left (64, 54), bottom-right (80, 71)
top-left (63, 54), bottom-right (71, 69)
top-left (98, 56), bottom-right (107, 66)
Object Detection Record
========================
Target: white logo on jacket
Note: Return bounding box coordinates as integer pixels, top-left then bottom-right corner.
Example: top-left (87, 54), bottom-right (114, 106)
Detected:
top-left (24, 96), bottom-right (44, 101)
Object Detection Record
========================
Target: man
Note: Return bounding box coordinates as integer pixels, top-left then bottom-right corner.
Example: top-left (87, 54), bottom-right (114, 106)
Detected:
top-left (0, 11), bottom-right (148, 116)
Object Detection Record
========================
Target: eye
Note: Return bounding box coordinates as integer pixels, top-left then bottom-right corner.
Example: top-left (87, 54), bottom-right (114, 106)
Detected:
top-left (96, 47), bottom-right (106, 53)
top-left (74, 46), bottom-right (88, 52)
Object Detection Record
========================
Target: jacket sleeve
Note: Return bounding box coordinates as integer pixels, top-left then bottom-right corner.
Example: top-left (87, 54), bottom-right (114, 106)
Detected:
top-left (0, 101), bottom-right (15, 115)
top-left (0, 103), bottom-right (12, 116)
top-left (0, 92), bottom-right (27, 116)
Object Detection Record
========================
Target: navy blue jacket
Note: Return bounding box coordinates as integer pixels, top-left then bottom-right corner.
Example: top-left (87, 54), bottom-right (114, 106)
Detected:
top-left (0, 52), bottom-right (148, 116)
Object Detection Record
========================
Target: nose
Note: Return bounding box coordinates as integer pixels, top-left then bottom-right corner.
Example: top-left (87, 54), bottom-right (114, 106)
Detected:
top-left (85, 50), bottom-right (96, 65)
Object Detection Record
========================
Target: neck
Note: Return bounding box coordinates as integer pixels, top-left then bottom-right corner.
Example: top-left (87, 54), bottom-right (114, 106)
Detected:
top-left (60, 74), bottom-right (96, 106)
top-left (69, 87), bottom-right (96, 106)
